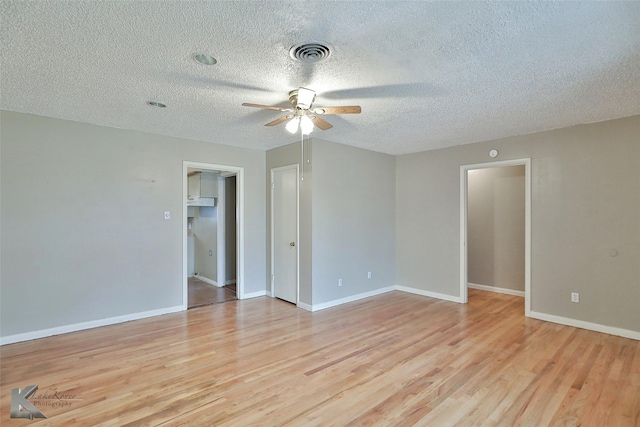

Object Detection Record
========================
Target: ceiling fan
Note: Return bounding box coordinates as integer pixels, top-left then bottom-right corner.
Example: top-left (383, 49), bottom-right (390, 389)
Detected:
top-left (242, 87), bottom-right (361, 134)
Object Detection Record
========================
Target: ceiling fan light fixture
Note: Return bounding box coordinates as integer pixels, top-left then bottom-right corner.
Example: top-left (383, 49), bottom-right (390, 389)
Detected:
top-left (285, 117), bottom-right (299, 134)
top-left (193, 53), bottom-right (217, 65)
top-left (300, 115), bottom-right (314, 134)
top-left (242, 87), bottom-right (360, 133)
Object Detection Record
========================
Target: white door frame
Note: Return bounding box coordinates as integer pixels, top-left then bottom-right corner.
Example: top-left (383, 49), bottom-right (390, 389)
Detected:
top-left (183, 161), bottom-right (245, 309)
top-left (460, 158), bottom-right (531, 316)
top-left (270, 164), bottom-right (300, 305)
top-left (216, 177), bottom-right (226, 287)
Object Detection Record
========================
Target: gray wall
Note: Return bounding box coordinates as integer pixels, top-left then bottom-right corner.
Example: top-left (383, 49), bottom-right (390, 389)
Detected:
top-left (397, 115), bottom-right (640, 332)
top-left (3, 109), bottom-right (637, 338)
top-left (266, 138), bottom-right (396, 307)
top-left (1, 111), bottom-right (266, 338)
top-left (468, 165), bottom-right (525, 291)
top-left (311, 139), bottom-right (396, 305)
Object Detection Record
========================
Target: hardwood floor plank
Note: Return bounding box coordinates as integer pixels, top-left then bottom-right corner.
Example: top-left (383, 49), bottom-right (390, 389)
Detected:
top-left (1, 290), bottom-right (638, 426)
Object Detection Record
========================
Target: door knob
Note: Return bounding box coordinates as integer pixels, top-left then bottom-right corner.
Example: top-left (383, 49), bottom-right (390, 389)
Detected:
top-left (289, 242), bottom-right (295, 247)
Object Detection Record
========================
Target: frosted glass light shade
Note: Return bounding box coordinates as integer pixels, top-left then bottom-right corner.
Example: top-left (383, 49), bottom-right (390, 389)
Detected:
top-left (285, 117), bottom-right (299, 134)
top-left (300, 115), bottom-right (314, 134)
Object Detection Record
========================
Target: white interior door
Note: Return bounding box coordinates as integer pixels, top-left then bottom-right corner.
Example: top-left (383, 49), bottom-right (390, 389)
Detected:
top-left (272, 166), bottom-right (298, 304)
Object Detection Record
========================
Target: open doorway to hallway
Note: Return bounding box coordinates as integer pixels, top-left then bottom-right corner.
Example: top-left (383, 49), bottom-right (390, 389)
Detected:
top-left (183, 162), bottom-right (242, 309)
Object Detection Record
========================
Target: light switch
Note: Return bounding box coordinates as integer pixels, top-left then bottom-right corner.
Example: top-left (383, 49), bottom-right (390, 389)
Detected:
top-left (164, 211), bottom-right (171, 220)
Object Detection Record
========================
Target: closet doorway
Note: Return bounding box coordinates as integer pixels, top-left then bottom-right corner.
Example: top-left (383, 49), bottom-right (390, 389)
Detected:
top-left (460, 158), bottom-right (531, 316)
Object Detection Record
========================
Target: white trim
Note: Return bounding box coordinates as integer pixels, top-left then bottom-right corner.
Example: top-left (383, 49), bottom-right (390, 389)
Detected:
top-left (235, 169), bottom-right (245, 300)
top-left (468, 282), bottom-right (525, 297)
top-left (184, 162), bottom-right (245, 303)
top-left (530, 311), bottom-right (640, 341)
top-left (225, 279), bottom-right (236, 286)
top-left (243, 290), bottom-right (267, 299)
top-left (297, 301), bottom-right (313, 311)
top-left (218, 171), bottom-right (236, 178)
top-left (460, 165), bottom-right (467, 304)
top-left (396, 285), bottom-right (462, 303)
top-left (270, 169), bottom-right (274, 298)
top-left (216, 177), bottom-right (226, 287)
top-left (304, 286), bottom-right (396, 312)
top-left (270, 164), bottom-right (300, 305)
top-left (460, 158), bottom-right (531, 315)
top-left (0, 306), bottom-right (183, 345)
top-left (194, 274), bottom-right (221, 287)
top-left (5, 291), bottom-right (636, 345)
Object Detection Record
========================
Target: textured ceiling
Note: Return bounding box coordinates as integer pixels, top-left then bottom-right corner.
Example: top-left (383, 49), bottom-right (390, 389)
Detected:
top-left (2, 1), bottom-right (640, 155)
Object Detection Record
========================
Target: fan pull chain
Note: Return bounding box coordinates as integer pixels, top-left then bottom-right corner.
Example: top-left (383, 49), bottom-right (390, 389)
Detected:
top-left (301, 131), bottom-right (304, 182)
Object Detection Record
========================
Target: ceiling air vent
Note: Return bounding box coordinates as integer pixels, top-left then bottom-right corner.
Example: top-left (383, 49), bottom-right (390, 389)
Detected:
top-left (289, 42), bottom-right (333, 63)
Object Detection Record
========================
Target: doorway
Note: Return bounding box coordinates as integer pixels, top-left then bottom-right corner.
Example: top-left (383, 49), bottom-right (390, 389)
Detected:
top-left (460, 158), bottom-right (531, 316)
top-left (183, 162), bottom-right (244, 309)
top-left (270, 165), bottom-right (299, 304)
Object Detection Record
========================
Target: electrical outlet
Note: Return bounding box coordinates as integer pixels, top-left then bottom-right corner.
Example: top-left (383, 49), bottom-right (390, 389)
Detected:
top-left (209, 250), bottom-right (213, 256)
top-left (367, 271), bottom-right (372, 279)
top-left (338, 278), bottom-right (343, 287)
top-left (571, 292), bottom-right (579, 303)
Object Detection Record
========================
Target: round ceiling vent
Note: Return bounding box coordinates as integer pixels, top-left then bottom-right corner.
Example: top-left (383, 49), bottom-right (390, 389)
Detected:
top-left (289, 42), bottom-right (333, 63)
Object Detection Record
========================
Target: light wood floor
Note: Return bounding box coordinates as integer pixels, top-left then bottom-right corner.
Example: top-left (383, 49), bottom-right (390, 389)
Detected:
top-left (1, 290), bottom-right (638, 426)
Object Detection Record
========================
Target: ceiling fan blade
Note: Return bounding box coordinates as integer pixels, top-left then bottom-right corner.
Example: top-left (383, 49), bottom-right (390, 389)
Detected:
top-left (242, 103), bottom-right (293, 112)
top-left (321, 83), bottom-right (442, 100)
top-left (314, 106), bottom-right (361, 115)
top-left (265, 115), bottom-right (293, 127)
top-left (311, 116), bottom-right (333, 130)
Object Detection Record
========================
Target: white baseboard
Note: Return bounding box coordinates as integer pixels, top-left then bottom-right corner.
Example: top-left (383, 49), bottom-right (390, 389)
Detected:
top-left (468, 282), bottom-right (524, 297)
top-left (6, 289), bottom-right (635, 346)
top-left (241, 290), bottom-right (267, 300)
top-left (305, 286), bottom-right (396, 312)
top-left (529, 311), bottom-right (640, 341)
top-left (225, 279), bottom-right (236, 285)
top-left (396, 285), bottom-right (462, 303)
top-left (297, 301), bottom-right (313, 311)
top-left (194, 274), bottom-right (220, 287)
top-left (0, 305), bottom-right (184, 346)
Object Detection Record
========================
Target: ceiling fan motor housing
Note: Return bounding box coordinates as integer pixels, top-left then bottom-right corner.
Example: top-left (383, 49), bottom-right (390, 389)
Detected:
top-left (289, 87), bottom-right (316, 110)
